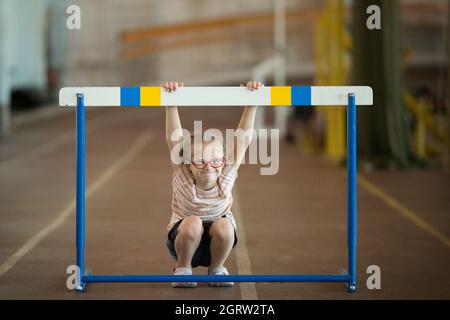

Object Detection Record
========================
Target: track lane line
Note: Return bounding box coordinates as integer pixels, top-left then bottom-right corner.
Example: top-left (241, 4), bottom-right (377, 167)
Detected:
top-left (0, 131), bottom-right (151, 278)
top-left (358, 175), bottom-right (450, 248)
top-left (0, 110), bottom-right (139, 171)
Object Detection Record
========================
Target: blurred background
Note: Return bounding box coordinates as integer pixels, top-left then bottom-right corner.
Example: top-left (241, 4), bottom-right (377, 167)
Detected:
top-left (0, 0), bottom-right (448, 299)
top-left (0, 0), bottom-right (448, 168)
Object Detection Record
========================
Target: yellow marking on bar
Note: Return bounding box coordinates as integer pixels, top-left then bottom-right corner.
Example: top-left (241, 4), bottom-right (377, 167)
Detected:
top-left (270, 86), bottom-right (291, 106)
top-left (140, 87), bottom-right (161, 106)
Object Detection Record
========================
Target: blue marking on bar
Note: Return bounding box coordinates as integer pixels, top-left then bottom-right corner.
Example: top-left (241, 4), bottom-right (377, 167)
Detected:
top-left (120, 87), bottom-right (140, 107)
top-left (291, 86), bottom-right (311, 106)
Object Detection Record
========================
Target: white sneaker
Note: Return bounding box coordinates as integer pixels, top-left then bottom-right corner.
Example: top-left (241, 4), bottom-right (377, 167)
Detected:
top-left (171, 267), bottom-right (197, 288)
top-left (208, 266), bottom-right (234, 287)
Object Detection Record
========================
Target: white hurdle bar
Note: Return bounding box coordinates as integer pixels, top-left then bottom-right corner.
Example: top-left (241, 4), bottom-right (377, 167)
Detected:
top-left (59, 86), bottom-right (373, 107)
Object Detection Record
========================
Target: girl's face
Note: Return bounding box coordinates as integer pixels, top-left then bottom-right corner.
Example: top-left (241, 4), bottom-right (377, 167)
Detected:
top-left (189, 141), bottom-right (224, 189)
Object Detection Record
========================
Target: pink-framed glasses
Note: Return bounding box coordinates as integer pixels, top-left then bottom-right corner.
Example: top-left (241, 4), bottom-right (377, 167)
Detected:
top-left (191, 157), bottom-right (225, 169)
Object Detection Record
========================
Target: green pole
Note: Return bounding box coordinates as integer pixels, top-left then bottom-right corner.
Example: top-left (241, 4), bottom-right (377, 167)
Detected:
top-left (352, 0), bottom-right (412, 167)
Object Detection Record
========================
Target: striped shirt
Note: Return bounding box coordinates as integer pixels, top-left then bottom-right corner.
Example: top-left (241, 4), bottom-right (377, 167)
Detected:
top-left (167, 162), bottom-right (238, 231)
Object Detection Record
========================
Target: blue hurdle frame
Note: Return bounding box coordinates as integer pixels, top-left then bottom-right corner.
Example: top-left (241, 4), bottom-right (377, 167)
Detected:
top-left (74, 92), bottom-right (357, 293)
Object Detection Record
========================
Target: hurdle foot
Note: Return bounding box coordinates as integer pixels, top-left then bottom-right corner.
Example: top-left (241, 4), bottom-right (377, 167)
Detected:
top-left (347, 282), bottom-right (357, 293)
top-left (75, 283), bottom-right (87, 293)
top-left (74, 268), bottom-right (92, 293)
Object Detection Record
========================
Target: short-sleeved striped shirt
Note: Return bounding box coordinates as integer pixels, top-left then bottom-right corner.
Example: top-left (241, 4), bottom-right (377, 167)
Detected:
top-left (167, 162), bottom-right (238, 231)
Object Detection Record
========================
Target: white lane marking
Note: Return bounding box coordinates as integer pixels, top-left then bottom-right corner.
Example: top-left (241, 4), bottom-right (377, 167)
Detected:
top-left (0, 110), bottom-right (139, 171)
top-left (12, 104), bottom-right (62, 127)
top-left (0, 131), bottom-right (151, 278)
top-left (359, 176), bottom-right (450, 248)
top-left (232, 187), bottom-right (258, 300)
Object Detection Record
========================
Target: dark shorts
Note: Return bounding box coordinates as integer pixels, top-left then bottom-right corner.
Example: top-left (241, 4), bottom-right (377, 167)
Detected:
top-left (167, 215), bottom-right (238, 268)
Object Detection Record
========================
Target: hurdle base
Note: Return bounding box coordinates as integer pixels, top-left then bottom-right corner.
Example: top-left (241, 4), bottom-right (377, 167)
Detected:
top-left (75, 283), bottom-right (87, 293)
top-left (82, 274), bottom-right (352, 283)
top-left (347, 282), bottom-right (357, 293)
top-left (76, 274), bottom-right (357, 293)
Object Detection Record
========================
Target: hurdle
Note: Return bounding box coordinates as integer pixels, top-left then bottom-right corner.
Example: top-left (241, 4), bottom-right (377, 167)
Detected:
top-left (59, 85), bottom-right (373, 293)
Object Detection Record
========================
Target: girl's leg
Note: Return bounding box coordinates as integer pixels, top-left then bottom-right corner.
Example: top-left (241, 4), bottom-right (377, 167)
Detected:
top-left (174, 215), bottom-right (203, 268)
top-left (208, 218), bottom-right (235, 269)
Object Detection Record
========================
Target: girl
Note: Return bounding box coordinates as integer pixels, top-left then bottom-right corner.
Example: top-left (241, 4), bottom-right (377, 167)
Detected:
top-left (164, 80), bottom-right (262, 288)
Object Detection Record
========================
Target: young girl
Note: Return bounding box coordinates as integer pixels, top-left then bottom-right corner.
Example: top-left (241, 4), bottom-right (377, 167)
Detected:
top-left (164, 80), bottom-right (262, 288)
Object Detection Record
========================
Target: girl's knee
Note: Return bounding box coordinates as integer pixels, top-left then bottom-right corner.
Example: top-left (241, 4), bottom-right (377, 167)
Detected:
top-left (210, 218), bottom-right (234, 241)
top-left (178, 216), bottom-right (203, 240)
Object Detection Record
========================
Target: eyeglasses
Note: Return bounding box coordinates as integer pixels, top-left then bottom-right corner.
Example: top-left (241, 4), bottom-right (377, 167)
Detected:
top-left (191, 157), bottom-right (225, 169)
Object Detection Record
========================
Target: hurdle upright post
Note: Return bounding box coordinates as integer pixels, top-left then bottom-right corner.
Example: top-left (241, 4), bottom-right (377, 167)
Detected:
top-left (75, 93), bottom-right (86, 292)
top-left (347, 93), bottom-right (357, 292)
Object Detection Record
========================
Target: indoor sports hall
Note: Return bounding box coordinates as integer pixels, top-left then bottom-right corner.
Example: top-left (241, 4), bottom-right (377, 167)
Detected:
top-left (0, 0), bottom-right (448, 300)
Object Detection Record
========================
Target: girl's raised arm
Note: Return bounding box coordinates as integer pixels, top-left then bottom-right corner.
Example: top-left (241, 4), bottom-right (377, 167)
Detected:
top-left (164, 82), bottom-right (184, 151)
top-left (233, 81), bottom-right (263, 170)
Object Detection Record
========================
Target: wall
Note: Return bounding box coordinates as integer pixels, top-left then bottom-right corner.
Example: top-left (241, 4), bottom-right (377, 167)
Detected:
top-left (62, 0), bottom-right (319, 86)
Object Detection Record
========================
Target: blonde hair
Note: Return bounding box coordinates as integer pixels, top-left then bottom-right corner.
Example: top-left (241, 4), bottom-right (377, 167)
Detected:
top-left (180, 132), bottom-right (224, 161)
